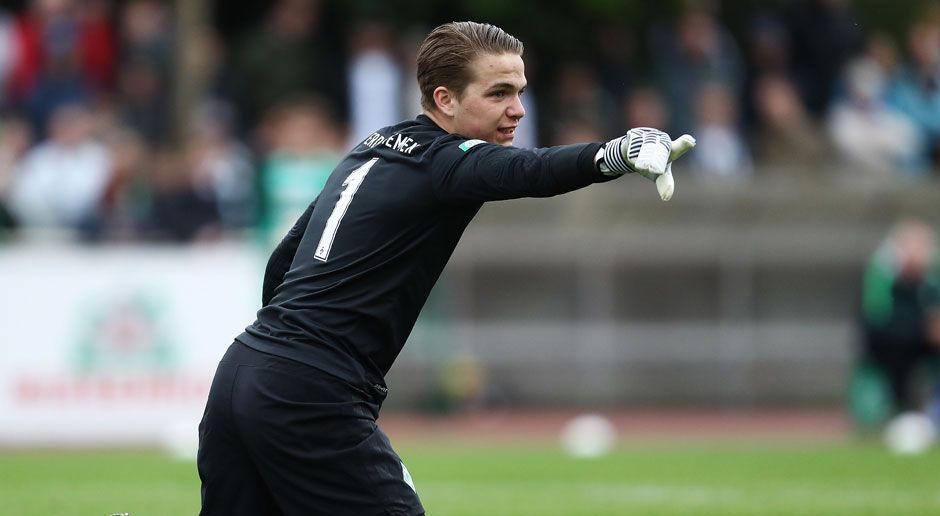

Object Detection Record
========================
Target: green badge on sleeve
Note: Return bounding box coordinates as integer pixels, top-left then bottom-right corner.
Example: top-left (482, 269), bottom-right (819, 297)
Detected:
top-left (458, 139), bottom-right (486, 152)
top-left (401, 460), bottom-right (416, 492)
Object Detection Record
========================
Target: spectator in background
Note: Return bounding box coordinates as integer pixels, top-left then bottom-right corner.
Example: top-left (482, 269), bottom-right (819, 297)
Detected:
top-left (751, 74), bottom-right (829, 176)
top-left (120, 0), bottom-right (173, 68)
top-left (787, 0), bottom-right (866, 117)
top-left (230, 0), bottom-right (345, 131)
top-left (6, 103), bottom-right (110, 236)
top-left (649, 1), bottom-right (745, 134)
top-left (689, 81), bottom-right (752, 180)
top-left (859, 220), bottom-right (940, 416)
top-left (623, 86), bottom-right (670, 131)
top-left (98, 127), bottom-right (147, 240)
top-left (866, 32), bottom-right (902, 79)
top-left (187, 101), bottom-right (255, 231)
top-left (116, 55), bottom-right (168, 145)
top-left (141, 149), bottom-right (219, 242)
top-left (346, 20), bottom-right (402, 147)
top-left (741, 14), bottom-right (792, 127)
top-left (117, 0), bottom-right (174, 145)
top-left (886, 20), bottom-right (940, 170)
top-left (189, 26), bottom-right (234, 109)
top-left (550, 114), bottom-right (602, 146)
top-left (591, 22), bottom-right (637, 104)
top-left (256, 96), bottom-right (343, 247)
top-left (0, 115), bottom-right (33, 233)
top-left (17, 0), bottom-right (88, 136)
top-left (74, 0), bottom-right (115, 93)
top-left (0, 8), bottom-right (18, 106)
top-left (827, 57), bottom-right (925, 180)
top-left (10, 0), bottom-right (116, 136)
top-left (746, 14), bottom-right (791, 80)
top-left (397, 27), bottom-right (425, 120)
top-left (544, 61), bottom-right (616, 143)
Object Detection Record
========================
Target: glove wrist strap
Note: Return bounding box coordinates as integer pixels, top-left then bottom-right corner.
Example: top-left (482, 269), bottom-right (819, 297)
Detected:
top-left (599, 136), bottom-right (633, 177)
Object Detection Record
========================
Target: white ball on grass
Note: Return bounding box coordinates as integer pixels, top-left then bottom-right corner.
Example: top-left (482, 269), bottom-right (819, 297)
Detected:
top-left (560, 413), bottom-right (616, 458)
top-left (161, 419), bottom-right (200, 461)
top-left (884, 412), bottom-right (936, 455)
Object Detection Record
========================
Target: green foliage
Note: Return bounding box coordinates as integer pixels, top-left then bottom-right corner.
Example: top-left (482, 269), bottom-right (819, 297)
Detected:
top-left (853, 0), bottom-right (937, 40)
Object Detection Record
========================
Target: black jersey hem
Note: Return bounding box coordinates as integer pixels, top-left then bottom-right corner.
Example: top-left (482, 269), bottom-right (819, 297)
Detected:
top-left (234, 332), bottom-right (385, 392)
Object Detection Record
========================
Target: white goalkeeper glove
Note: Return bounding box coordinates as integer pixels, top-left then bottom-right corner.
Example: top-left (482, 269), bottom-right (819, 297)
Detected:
top-left (596, 127), bottom-right (696, 201)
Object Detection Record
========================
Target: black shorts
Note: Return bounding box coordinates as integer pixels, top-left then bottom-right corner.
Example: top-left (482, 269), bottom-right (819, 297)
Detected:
top-left (197, 342), bottom-right (424, 516)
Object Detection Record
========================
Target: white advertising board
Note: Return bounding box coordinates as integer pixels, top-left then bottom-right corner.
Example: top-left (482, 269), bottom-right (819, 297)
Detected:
top-left (0, 242), bottom-right (261, 448)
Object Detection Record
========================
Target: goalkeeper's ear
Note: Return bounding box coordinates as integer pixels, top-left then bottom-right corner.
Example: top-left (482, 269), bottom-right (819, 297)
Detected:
top-left (670, 134), bottom-right (696, 162)
top-left (432, 86), bottom-right (461, 117)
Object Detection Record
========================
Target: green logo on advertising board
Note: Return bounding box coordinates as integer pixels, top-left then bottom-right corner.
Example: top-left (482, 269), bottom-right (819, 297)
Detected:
top-left (73, 293), bottom-right (175, 374)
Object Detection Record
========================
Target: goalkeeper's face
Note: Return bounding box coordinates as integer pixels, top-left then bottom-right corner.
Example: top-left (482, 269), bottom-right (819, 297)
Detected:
top-left (450, 53), bottom-right (526, 146)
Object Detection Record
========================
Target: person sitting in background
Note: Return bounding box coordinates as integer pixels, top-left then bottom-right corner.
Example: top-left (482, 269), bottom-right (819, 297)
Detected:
top-left (22, 25), bottom-right (91, 138)
top-left (256, 95), bottom-right (344, 247)
top-left (544, 61), bottom-right (618, 143)
top-left (827, 57), bottom-right (926, 180)
top-left (11, 0), bottom-right (116, 137)
top-left (115, 0), bottom-right (173, 145)
top-left (751, 74), bottom-right (830, 176)
top-left (649, 2), bottom-right (744, 135)
top-left (230, 0), bottom-right (345, 131)
top-left (622, 86), bottom-right (670, 133)
top-left (6, 103), bottom-right (110, 238)
top-left (119, 0), bottom-right (173, 71)
top-left (866, 32), bottom-right (902, 79)
top-left (550, 114), bottom-right (603, 146)
top-left (689, 81), bottom-right (752, 180)
top-left (140, 149), bottom-right (220, 242)
top-left (346, 20), bottom-right (403, 148)
top-left (0, 115), bottom-right (33, 235)
top-left (115, 55), bottom-right (169, 146)
top-left (0, 8), bottom-right (18, 105)
top-left (859, 220), bottom-right (940, 420)
top-left (187, 101), bottom-right (255, 232)
top-left (885, 20), bottom-right (940, 171)
top-left (786, 0), bottom-right (866, 117)
top-left (741, 14), bottom-right (792, 127)
top-left (97, 127), bottom-right (148, 240)
top-left (590, 22), bottom-right (639, 107)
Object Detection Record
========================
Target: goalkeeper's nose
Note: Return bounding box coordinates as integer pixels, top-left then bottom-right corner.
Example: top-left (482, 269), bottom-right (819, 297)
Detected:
top-left (507, 95), bottom-right (525, 120)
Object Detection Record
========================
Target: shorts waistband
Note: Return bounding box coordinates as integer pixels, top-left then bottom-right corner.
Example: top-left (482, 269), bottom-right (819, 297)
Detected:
top-left (222, 341), bottom-right (388, 408)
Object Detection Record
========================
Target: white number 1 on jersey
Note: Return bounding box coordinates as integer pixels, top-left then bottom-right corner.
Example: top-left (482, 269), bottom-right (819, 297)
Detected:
top-left (314, 158), bottom-right (378, 261)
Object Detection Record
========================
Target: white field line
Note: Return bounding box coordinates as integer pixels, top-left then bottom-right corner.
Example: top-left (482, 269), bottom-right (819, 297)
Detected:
top-left (418, 482), bottom-right (940, 508)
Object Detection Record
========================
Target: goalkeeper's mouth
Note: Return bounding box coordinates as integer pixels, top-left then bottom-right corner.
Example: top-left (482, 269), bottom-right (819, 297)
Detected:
top-left (497, 125), bottom-right (517, 139)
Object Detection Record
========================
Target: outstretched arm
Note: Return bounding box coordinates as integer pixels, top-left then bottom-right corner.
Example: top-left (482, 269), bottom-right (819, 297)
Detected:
top-left (431, 128), bottom-right (694, 204)
top-left (431, 141), bottom-right (606, 203)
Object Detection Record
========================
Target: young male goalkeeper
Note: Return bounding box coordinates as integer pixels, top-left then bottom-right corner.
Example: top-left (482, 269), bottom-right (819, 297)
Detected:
top-left (198, 21), bottom-right (695, 516)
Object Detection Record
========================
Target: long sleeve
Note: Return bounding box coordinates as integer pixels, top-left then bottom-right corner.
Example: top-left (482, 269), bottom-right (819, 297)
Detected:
top-left (261, 198), bottom-right (317, 306)
top-left (430, 140), bottom-right (610, 204)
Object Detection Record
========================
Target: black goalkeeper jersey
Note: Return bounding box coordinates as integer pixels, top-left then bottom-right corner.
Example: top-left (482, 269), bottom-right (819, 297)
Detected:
top-left (237, 114), bottom-right (611, 388)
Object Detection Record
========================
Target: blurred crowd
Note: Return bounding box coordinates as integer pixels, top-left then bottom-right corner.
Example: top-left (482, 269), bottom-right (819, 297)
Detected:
top-left (0, 0), bottom-right (939, 243)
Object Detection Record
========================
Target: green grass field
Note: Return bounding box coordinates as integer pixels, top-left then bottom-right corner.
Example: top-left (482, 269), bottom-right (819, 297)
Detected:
top-left (2, 441), bottom-right (938, 515)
